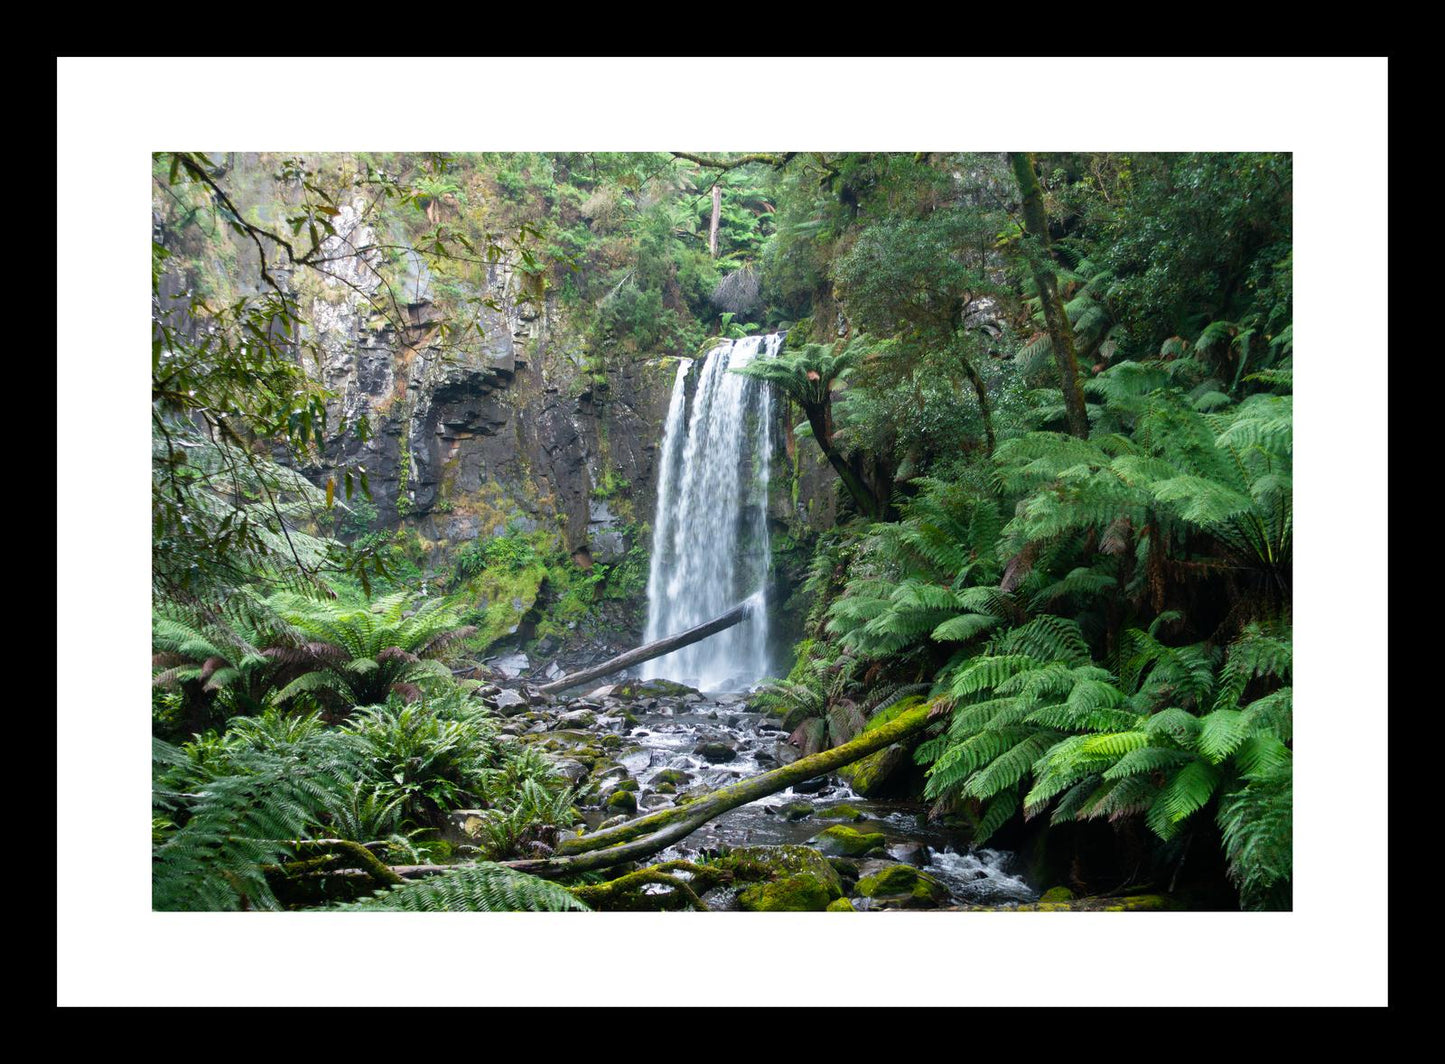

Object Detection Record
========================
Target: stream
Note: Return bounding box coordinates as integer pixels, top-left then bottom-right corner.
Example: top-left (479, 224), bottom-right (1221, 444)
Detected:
top-left (506, 684), bottom-right (1038, 909)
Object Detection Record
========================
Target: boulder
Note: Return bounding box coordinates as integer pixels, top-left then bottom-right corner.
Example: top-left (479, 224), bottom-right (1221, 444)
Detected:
top-left (809, 826), bottom-right (886, 858)
top-left (694, 741), bottom-right (737, 763)
top-left (855, 863), bottom-right (950, 908)
top-left (724, 845), bottom-right (845, 913)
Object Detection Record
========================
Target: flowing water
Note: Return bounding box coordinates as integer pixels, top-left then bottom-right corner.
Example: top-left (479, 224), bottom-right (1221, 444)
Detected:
top-left (641, 335), bottom-right (777, 691)
top-left (571, 691), bottom-right (1038, 908)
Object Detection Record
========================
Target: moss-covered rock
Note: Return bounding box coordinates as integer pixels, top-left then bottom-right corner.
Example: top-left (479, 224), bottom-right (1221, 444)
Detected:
top-left (604, 790), bottom-right (638, 814)
top-left (1039, 886), bottom-right (1075, 903)
top-left (817, 803), bottom-right (866, 821)
top-left (612, 779), bottom-right (639, 793)
top-left (654, 782), bottom-right (677, 794)
top-left (652, 768), bottom-right (691, 786)
top-left (724, 844), bottom-right (844, 912)
top-left (826, 897), bottom-right (857, 911)
top-left (779, 800), bottom-right (814, 821)
top-left (809, 825), bottom-right (886, 857)
top-left (855, 863), bottom-right (950, 907)
top-left (611, 679), bottom-right (697, 699)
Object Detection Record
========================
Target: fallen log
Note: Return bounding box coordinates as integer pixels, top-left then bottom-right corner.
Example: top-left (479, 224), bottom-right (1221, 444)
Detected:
top-left (534, 598), bottom-right (757, 695)
top-left (502, 697), bottom-right (941, 878)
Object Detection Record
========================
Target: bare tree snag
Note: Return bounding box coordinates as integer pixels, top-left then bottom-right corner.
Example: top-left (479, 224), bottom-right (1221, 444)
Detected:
top-left (709, 184), bottom-right (722, 257)
top-left (502, 699), bottom-right (939, 878)
top-left (535, 600), bottom-right (755, 695)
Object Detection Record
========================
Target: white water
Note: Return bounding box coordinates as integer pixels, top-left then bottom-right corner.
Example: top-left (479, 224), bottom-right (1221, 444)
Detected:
top-left (641, 334), bottom-right (779, 691)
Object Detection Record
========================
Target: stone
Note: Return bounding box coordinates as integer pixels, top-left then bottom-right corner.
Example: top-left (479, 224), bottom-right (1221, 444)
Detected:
top-left (809, 826), bottom-right (887, 858)
top-left (553, 759), bottom-right (589, 786)
top-left (826, 897), bottom-right (857, 912)
top-left (694, 741), bottom-right (737, 763)
top-left (855, 863), bottom-right (950, 908)
top-left (604, 790), bottom-right (638, 814)
top-left (724, 845), bottom-right (845, 913)
top-left (487, 688), bottom-right (528, 714)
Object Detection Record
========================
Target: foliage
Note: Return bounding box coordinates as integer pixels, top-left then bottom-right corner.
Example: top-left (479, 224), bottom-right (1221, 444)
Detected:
top-left (337, 863), bottom-right (589, 912)
top-left (266, 590), bottom-right (476, 711)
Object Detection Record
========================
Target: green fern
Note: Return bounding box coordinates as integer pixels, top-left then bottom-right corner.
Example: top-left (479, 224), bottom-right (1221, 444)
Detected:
top-left (338, 863), bottom-right (590, 912)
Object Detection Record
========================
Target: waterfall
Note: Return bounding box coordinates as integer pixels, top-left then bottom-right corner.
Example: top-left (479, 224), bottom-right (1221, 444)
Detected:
top-left (641, 334), bottom-right (780, 691)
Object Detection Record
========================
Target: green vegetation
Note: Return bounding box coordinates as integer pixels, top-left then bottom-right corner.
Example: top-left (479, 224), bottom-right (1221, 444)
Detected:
top-left (149, 148), bottom-right (1296, 916)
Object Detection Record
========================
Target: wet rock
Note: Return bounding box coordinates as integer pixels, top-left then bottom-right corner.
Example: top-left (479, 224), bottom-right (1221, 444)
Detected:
top-left (553, 760), bottom-right (589, 786)
top-left (809, 826), bottom-right (887, 858)
top-left (817, 804), bottom-right (867, 821)
top-left (611, 679), bottom-right (697, 699)
top-left (639, 793), bottom-right (674, 810)
top-left (694, 741), bottom-right (737, 763)
top-left (779, 801), bottom-right (814, 822)
top-left (558, 709), bottom-right (596, 727)
top-left (620, 749), bottom-right (652, 773)
top-left (724, 845), bottom-right (845, 913)
top-left (826, 897), bottom-right (857, 912)
top-left (545, 662), bottom-right (565, 682)
top-left (855, 863), bottom-right (950, 908)
top-left (605, 790), bottom-right (638, 814)
top-left (791, 776), bottom-right (829, 795)
top-left (597, 814), bottom-right (630, 830)
top-left (651, 768), bottom-right (692, 787)
top-left (487, 688), bottom-right (528, 714)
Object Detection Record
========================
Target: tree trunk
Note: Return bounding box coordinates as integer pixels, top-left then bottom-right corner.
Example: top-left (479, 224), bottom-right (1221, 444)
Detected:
top-left (1009, 152), bottom-right (1090, 439)
top-left (535, 600), bottom-right (755, 695)
top-left (503, 699), bottom-right (938, 877)
top-left (708, 184), bottom-right (721, 257)
top-left (802, 399), bottom-right (885, 519)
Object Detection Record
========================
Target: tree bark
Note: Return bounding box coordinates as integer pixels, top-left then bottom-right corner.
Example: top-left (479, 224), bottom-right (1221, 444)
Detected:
top-left (1009, 152), bottom-right (1090, 439)
top-left (535, 600), bottom-right (755, 695)
top-left (503, 699), bottom-right (938, 878)
top-left (708, 184), bottom-right (721, 257)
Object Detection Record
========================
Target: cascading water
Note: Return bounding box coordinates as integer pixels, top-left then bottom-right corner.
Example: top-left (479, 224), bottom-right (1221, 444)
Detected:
top-left (641, 334), bottom-right (779, 691)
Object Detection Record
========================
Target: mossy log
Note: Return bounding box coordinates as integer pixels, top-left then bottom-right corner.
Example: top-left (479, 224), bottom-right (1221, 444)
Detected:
top-left (503, 699), bottom-right (939, 878)
top-left (569, 860), bottom-right (729, 911)
top-left (535, 600), bottom-right (754, 695)
top-left (284, 839), bottom-right (406, 886)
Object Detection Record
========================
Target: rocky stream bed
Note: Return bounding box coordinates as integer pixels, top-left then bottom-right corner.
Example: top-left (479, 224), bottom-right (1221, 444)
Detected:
top-left (450, 677), bottom-right (1058, 911)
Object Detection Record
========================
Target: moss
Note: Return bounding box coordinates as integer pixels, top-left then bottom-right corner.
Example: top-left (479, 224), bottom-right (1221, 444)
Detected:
top-left (1039, 886), bottom-right (1075, 903)
top-left (780, 800), bottom-right (814, 821)
top-left (654, 782), bottom-right (677, 794)
top-left (604, 790), bottom-right (637, 814)
top-left (836, 743), bottom-right (909, 798)
top-left (856, 863), bottom-right (950, 906)
top-left (817, 803), bottom-right (865, 821)
top-left (826, 897), bottom-right (857, 912)
top-left (600, 734), bottom-right (623, 750)
top-left (726, 844), bottom-right (844, 912)
top-left (613, 779), bottom-right (639, 793)
top-left (611, 678), bottom-right (698, 699)
top-left (652, 768), bottom-right (691, 786)
top-left (809, 825), bottom-right (886, 858)
top-left (737, 874), bottom-right (833, 912)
